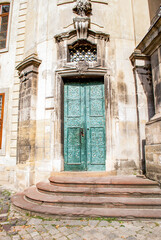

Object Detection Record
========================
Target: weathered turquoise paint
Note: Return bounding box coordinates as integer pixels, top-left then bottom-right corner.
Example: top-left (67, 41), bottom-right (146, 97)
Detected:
top-left (64, 79), bottom-right (106, 171)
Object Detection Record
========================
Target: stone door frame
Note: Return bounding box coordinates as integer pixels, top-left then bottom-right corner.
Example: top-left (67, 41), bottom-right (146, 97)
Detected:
top-left (53, 68), bottom-right (113, 172)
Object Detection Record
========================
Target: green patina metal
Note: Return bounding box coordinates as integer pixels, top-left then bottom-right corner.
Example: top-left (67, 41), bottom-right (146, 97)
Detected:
top-left (64, 79), bottom-right (106, 171)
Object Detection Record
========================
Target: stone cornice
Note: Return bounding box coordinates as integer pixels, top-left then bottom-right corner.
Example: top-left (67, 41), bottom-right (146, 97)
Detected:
top-left (130, 50), bottom-right (150, 67)
top-left (136, 17), bottom-right (161, 55)
top-left (16, 54), bottom-right (42, 72)
top-left (146, 113), bottom-right (161, 126)
top-left (55, 29), bottom-right (110, 42)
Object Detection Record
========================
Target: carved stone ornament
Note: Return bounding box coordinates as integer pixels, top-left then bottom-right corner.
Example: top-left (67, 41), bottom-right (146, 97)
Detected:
top-left (76, 60), bottom-right (89, 73)
top-left (18, 70), bottom-right (29, 82)
top-left (74, 17), bottom-right (90, 39)
top-left (73, 0), bottom-right (92, 17)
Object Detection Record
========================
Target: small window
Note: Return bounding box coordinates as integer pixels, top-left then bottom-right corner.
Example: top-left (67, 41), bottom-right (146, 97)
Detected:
top-left (0, 3), bottom-right (10, 49)
top-left (0, 93), bottom-right (5, 148)
top-left (68, 40), bottom-right (97, 62)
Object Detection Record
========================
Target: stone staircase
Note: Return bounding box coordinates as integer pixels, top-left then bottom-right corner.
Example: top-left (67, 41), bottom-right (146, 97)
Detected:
top-left (11, 174), bottom-right (161, 219)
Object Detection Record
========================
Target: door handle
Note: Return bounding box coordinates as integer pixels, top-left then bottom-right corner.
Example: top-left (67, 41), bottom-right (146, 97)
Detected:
top-left (80, 128), bottom-right (84, 137)
top-left (80, 128), bottom-right (84, 144)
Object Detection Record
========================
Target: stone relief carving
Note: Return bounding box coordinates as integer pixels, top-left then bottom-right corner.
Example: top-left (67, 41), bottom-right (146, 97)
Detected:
top-left (76, 60), bottom-right (89, 73)
top-left (73, 17), bottom-right (90, 39)
top-left (73, 0), bottom-right (92, 39)
top-left (18, 70), bottom-right (29, 82)
top-left (73, 0), bottom-right (92, 17)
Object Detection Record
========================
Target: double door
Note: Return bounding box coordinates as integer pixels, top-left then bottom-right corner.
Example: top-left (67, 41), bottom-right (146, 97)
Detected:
top-left (64, 79), bottom-right (106, 171)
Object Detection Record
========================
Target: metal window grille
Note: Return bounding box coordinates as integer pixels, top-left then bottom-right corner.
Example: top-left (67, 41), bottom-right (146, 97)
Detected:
top-left (69, 44), bottom-right (97, 62)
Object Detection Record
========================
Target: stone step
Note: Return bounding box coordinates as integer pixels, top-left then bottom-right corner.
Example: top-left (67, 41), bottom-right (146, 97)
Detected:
top-left (37, 182), bottom-right (161, 198)
top-left (24, 186), bottom-right (161, 209)
top-left (49, 176), bottom-right (158, 188)
top-left (12, 193), bottom-right (161, 218)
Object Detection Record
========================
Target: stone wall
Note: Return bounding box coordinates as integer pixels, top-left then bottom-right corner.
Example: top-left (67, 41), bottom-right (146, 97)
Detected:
top-left (145, 44), bottom-right (161, 183)
top-left (137, 15), bottom-right (161, 183)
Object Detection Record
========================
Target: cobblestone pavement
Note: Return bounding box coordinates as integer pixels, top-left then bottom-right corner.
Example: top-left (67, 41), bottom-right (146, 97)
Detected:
top-left (0, 185), bottom-right (161, 240)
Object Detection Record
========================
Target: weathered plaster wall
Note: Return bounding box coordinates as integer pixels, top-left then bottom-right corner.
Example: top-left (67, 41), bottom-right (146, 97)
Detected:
top-left (131, 0), bottom-right (150, 45)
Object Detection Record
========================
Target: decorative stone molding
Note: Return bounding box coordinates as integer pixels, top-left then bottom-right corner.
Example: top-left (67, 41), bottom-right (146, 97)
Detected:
top-left (16, 54), bottom-right (42, 75)
top-left (18, 71), bottom-right (29, 82)
top-left (55, 29), bottom-right (109, 70)
top-left (57, 0), bottom-right (108, 6)
top-left (55, 29), bottom-right (110, 43)
top-left (130, 50), bottom-right (150, 67)
top-left (72, 0), bottom-right (92, 40)
top-left (76, 60), bottom-right (89, 73)
top-left (73, 17), bottom-right (90, 39)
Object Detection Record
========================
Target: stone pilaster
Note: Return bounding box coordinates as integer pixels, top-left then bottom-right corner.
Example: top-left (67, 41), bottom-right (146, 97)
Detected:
top-left (16, 54), bottom-right (41, 189)
top-left (130, 50), bottom-right (154, 174)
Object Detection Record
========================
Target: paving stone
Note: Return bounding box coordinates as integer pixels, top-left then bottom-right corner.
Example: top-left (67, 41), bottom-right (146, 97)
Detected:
top-left (3, 224), bottom-right (12, 232)
top-left (0, 216), bottom-right (8, 221)
top-left (64, 220), bottom-right (87, 226)
top-left (59, 226), bottom-right (72, 233)
top-left (20, 234), bottom-right (32, 240)
top-left (0, 237), bottom-right (12, 240)
top-left (126, 236), bottom-right (137, 240)
top-left (26, 227), bottom-right (38, 234)
top-left (52, 228), bottom-right (66, 235)
top-left (27, 218), bottom-right (43, 225)
top-left (16, 219), bottom-right (27, 226)
top-left (30, 231), bottom-right (41, 237)
top-left (68, 234), bottom-right (82, 240)
top-left (42, 220), bottom-right (53, 225)
top-left (97, 220), bottom-right (109, 227)
top-left (104, 232), bottom-right (119, 239)
top-left (0, 231), bottom-right (7, 236)
top-left (88, 220), bottom-right (99, 227)
top-left (57, 236), bottom-right (68, 240)
top-left (52, 232), bottom-right (65, 239)
top-left (16, 229), bottom-right (28, 235)
top-left (33, 236), bottom-right (43, 240)
top-left (12, 236), bottom-right (21, 240)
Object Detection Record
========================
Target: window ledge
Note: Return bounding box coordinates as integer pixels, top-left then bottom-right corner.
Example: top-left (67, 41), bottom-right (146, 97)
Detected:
top-left (0, 48), bottom-right (9, 54)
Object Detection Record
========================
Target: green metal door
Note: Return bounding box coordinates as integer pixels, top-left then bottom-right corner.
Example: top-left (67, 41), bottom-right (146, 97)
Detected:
top-left (64, 79), bottom-right (106, 171)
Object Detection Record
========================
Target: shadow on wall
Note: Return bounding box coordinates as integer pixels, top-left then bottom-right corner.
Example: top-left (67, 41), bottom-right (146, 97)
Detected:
top-left (142, 139), bottom-right (146, 174)
top-left (135, 66), bottom-right (155, 175)
top-left (137, 67), bottom-right (155, 120)
top-left (148, 0), bottom-right (161, 23)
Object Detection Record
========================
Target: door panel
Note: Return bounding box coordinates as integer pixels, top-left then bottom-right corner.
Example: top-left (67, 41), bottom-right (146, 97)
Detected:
top-left (67, 127), bottom-right (81, 164)
top-left (64, 80), bottom-right (106, 171)
top-left (86, 82), bottom-right (106, 171)
top-left (64, 83), bottom-right (86, 171)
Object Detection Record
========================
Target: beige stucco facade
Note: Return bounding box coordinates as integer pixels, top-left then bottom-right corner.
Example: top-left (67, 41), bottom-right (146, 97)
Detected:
top-left (0, 0), bottom-right (160, 190)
